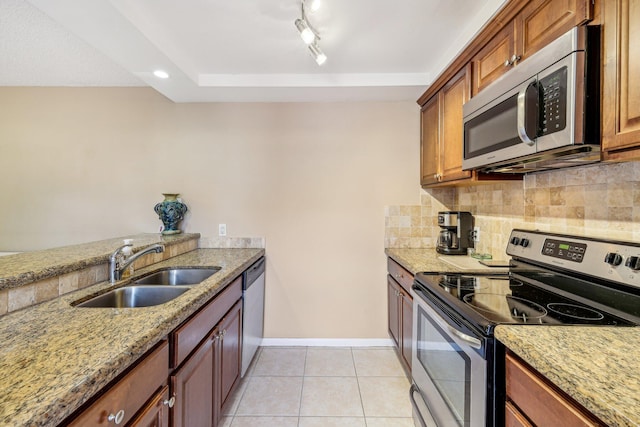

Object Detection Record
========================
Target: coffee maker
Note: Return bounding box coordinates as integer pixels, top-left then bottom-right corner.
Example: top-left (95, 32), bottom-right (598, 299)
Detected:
top-left (436, 211), bottom-right (473, 255)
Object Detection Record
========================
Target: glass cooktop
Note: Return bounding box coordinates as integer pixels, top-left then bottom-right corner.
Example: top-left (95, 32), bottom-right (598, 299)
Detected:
top-left (414, 270), bottom-right (637, 335)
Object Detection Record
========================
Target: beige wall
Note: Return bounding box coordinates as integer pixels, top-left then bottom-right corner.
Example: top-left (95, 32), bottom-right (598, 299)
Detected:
top-left (0, 87), bottom-right (420, 339)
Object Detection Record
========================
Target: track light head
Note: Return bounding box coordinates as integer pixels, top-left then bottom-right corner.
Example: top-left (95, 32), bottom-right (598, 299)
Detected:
top-left (295, 18), bottom-right (315, 44)
top-left (308, 43), bottom-right (327, 66)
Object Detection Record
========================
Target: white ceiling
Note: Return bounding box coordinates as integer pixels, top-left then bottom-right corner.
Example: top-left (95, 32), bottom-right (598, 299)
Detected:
top-left (1, 0), bottom-right (508, 102)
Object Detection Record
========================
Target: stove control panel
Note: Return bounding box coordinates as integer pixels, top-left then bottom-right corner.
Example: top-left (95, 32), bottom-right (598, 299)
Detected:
top-left (543, 239), bottom-right (587, 263)
top-left (506, 229), bottom-right (640, 289)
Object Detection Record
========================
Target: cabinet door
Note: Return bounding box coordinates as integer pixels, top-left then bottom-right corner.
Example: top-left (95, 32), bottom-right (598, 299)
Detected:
top-left (387, 276), bottom-right (400, 347)
top-left (516, 0), bottom-right (592, 59)
top-left (400, 290), bottom-right (413, 371)
top-left (440, 65), bottom-right (472, 183)
top-left (603, 0), bottom-right (640, 157)
top-left (472, 21), bottom-right (516, 95)
top-left (420, 94), bottom-right (441, 186)
top-left (129, 386), bottom-right (171, 427)
top-left (217, 299), bottom-right (243, 415)
top-left (171, 330), bottom-right (216, 427)
top-left (505, 401), bottom-right (533, 427)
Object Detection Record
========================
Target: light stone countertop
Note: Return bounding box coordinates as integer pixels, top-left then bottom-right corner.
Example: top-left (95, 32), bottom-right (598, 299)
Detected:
top-left (384, 248), bottom-right (509, 275)
top-left (0, 247), bottom-right (264, 427)
top-left (0, 233), bottom-right (200, 290)
top-left (496, 325), bottom-right (640, 427)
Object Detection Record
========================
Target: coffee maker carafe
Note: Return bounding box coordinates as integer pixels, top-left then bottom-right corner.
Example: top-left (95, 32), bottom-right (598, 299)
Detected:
top-left (436, 211), bottom-right (473, 255)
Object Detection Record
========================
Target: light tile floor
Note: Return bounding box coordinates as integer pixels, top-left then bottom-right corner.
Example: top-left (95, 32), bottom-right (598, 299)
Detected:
top-left (221, 347), bottom-right (416, 427)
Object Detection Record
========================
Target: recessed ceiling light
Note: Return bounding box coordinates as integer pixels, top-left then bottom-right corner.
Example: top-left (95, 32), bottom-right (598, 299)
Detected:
top-left (153, 70), bottom-right (170, 79)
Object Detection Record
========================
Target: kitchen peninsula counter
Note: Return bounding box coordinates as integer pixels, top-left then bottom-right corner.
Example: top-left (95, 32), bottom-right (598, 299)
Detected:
top-left (496, 325), bottom-right (640, 427)
top-left (0, 247), bottom-right (264, 427)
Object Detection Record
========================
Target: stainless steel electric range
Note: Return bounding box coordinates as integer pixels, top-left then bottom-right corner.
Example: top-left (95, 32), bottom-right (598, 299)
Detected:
top-left (409, 229), bottom-right (640, 427)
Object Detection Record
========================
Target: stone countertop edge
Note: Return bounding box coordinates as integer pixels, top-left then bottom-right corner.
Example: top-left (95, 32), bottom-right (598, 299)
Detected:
top-left (0, 247), bottom-right (264, 427)
top-left (0, 233), bottom-right (201, 290)
top-left (384, 248), bottom-right (508, 275)
top-left (495, 325), bottom-right (640, 427)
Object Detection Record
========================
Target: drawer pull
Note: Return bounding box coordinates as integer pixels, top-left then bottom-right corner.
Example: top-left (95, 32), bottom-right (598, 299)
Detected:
top-left (107, 409), bottom-right (125, 424)
top-left (163, 395), bottom-right (176, 408)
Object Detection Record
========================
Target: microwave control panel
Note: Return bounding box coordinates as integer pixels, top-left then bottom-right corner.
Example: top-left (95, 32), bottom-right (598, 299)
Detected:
top-left (539, 67), bottom-right (567, 136)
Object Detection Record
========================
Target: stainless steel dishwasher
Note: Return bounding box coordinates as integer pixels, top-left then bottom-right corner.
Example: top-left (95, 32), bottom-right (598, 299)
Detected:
top-left (241, 257), bottom-right (265, 377)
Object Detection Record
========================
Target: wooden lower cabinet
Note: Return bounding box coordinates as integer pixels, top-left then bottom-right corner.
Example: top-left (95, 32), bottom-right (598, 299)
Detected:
top-left (171, 328), bottom-right (216, 427)
top-left (129, 386), bottom-right (171, 427)
top-left (505, 352), bottom-right (605, 426)
top-left (171, 298), bottom-right (243, 427)
top-left (387, 258), bottom-right (413, 374)
top-left (217, 299), bottom-right (242, 413)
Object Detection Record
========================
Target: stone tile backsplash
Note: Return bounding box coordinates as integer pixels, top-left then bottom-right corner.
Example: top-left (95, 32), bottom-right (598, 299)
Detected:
top-left (385, 161), bottom-right (640, 259)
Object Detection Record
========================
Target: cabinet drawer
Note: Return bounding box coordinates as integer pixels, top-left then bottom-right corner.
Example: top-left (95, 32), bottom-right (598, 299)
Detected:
top-left (68, 340), bottom-right (169, 427)
top-left (387, 258), bottom-right (413, 292)
top-left (506, 353), bottom-right (603, 427)
top-left (171, 275), bottom-right (242, 368)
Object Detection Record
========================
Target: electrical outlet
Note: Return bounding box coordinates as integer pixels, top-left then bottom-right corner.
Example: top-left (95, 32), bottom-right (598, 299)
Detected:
top-left (218, 224), bottom-right (227, 236)
top-left (473, 227), bottom-right (480, 242)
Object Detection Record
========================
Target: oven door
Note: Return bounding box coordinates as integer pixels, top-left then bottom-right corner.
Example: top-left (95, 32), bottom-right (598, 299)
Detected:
top-left (410, 285), bottom-right (487, 427)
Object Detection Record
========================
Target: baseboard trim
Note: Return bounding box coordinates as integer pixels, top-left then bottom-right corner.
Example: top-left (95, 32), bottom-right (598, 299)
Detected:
top-left (261, 338), bottom-right (394, 347)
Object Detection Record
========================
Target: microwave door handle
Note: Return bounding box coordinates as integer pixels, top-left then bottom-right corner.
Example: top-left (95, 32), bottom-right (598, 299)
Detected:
top-left (517, 78), bottom-right (538, 146)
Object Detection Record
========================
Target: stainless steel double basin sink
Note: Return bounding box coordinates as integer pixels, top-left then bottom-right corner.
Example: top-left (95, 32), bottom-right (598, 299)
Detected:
top-left (75, 267), bottom-right (220, 308)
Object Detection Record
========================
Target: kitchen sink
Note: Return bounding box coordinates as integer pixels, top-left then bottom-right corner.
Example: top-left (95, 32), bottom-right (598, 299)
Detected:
top-left (133, 267), bottom-right (221, 286)
top-left (75, 286), bottom-right (190, 308)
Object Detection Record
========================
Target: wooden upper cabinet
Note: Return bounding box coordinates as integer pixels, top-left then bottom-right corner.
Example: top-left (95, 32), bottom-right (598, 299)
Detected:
top-left (473, 21), bottom-right (517, 95)
top-left (420, 93), bottom-right (441, 186)
top-left (602, 0), bottom-right (640, 159)
top-left (420, 66), bottom-right (472, 186)
top-left (471, 0), bottom-right (593, 96)
top-left (517, 0), bottom-right (593, 58)
top-left (440, 67), bottom-right (473, 183)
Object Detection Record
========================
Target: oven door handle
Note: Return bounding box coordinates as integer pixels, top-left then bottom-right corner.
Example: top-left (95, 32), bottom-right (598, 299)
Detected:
top-left (410, 383), bottom-right (435, 427)
top-left (427, 300), bottom-right (483, 350)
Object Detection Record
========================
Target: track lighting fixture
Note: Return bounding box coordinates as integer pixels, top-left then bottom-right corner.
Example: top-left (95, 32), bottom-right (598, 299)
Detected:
top-left (294, 0), bottom-right (326, 65)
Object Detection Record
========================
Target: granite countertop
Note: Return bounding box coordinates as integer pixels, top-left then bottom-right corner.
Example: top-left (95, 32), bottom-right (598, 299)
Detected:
top-left (496, 325), bottom-right (640, 427)
top-left (0, 247), bottom-right (264, 427)
top-left (0, 233), bottom-right (200, 290)
top-left (385, 248), bottom-right (509, 275)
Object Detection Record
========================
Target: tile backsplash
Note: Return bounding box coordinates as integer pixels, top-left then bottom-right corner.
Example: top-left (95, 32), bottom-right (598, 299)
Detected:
top-left (385, 161), bottom-right (640, 259)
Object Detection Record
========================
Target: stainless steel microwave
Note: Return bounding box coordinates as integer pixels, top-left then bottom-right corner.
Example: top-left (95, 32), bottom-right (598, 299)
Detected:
top-left (462, 25), bottom-right (600, 173)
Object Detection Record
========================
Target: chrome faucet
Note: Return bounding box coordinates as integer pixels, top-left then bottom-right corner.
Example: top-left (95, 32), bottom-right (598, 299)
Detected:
top-left (109, 243), bottom-right (165, 283)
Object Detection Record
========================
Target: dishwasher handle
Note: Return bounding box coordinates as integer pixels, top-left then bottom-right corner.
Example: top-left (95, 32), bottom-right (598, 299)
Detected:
top-left (243, 257), bottom-right (265, 290)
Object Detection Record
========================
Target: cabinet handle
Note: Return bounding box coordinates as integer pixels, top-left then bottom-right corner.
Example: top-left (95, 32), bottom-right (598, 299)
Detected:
top-left (504, 54), bottom-right (521, 67)
top-left (107, 409), bottom-right (125, 425)
top-left (163, 395), bottom-right (176, 408)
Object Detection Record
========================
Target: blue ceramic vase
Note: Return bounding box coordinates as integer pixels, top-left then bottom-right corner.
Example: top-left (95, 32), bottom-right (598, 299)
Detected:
top-left (154, 193), bottom-right (188, 235)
